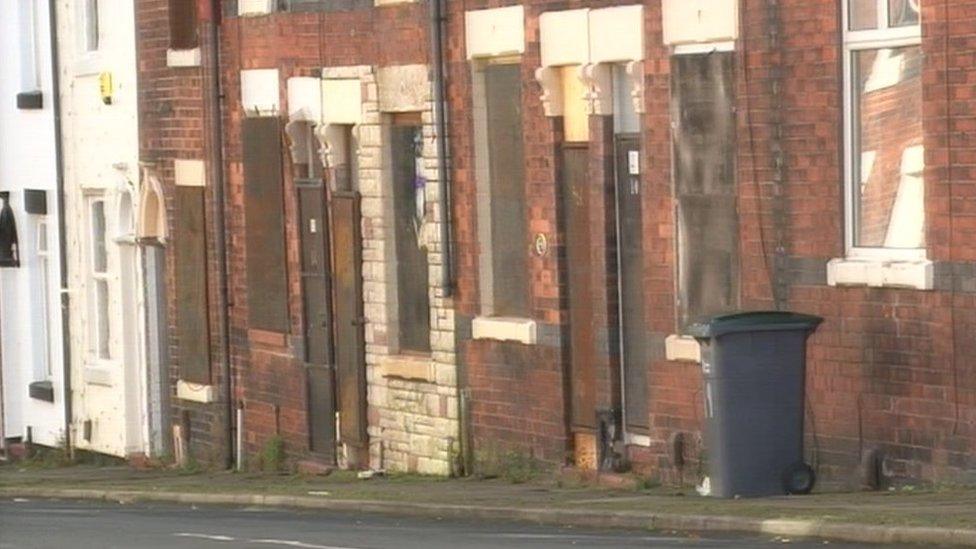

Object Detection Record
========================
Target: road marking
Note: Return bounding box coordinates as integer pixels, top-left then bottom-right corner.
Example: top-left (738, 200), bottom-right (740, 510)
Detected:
top-left (174, 533), bottom-right (361, 549)
top-left (250, 539), bottom-right (362, 549)
top-left (174, 533), bottom-right (237, 542)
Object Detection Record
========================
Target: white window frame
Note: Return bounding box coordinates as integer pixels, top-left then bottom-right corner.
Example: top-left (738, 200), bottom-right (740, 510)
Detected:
top-left (18, 0), bottom-right (41, 93)
top-left (35, 218), bottom-right (54, 380)
top-left (841, 0), bottom-right (923, 261)
top-left (81, 0), bottom-right (99, 53)
top-left (87, 196), bottom-right (112, 362)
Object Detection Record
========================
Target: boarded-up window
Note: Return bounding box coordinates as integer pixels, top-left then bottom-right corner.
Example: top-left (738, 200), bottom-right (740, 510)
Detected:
top-left (391, 122), bottom-right (431, 353)
top-left (174, 186), bottom-right (210, 383)
top-left (168, 0), bottom-right (198, 50)
top-left (243, 116), bottom-right (290, 333)
top-left (483, 63), bottom-right (530, 317)
top-left (671, 53), bottom-right (739, 329)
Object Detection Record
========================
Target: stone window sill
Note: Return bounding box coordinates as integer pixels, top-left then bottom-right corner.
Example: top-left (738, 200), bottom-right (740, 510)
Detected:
top-left (625, 432), bottom-right (652, 447)
top-left (665, 334), bottom-right (701, 363)
top-left (826, 257), bottom-right (933, 290)
top-left (177, 380), bottom-right (215, 403)
top-left (381, 354), bottom-right (434, 382)
top-left (471, 316), bottom-right (537, 345)
top-left (167, 48), bottom-right (201, 68)
top-left (83, 364), bottom-right (115, 387)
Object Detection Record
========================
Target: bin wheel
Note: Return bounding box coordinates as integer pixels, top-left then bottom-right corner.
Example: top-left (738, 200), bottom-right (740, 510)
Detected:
top-left (782, 462), bottom-right (816, 495)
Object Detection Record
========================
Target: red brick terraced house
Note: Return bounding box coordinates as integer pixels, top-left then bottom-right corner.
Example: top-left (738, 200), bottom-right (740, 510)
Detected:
top-left (133, 0), bottom-right (975, 487)
top-left (445, 0), bottom-right (974, 487)
top-left (137, 0), bottom-right (462, 474)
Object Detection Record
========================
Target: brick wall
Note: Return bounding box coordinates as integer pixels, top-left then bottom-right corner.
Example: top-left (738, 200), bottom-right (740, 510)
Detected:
top-left (220, 2), bottom-right (460, 473)
top-left (446, 0), bottom-right (974, 485)
top-left (136, 0), bottom-right (231, 465)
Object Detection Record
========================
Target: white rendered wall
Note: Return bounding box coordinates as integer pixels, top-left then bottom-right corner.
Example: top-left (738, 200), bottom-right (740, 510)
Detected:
top-left (56, 0), bottom-right (146, 458)
top-left (0, 0), bottom-right (67, 448)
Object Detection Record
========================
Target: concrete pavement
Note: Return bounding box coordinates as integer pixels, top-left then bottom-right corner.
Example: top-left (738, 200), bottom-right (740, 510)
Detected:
top-left (1, 466), bottom-right (973, 547)
top-left (0, 499), bottom-right (907, 549)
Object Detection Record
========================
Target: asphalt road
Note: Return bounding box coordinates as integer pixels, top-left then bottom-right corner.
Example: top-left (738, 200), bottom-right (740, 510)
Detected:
top-left (0, 499), bottom-right (909, 549)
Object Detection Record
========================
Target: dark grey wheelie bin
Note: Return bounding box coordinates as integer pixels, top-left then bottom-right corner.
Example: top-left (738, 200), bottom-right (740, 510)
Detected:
top-left (687, 311), bottom-right (823, 498)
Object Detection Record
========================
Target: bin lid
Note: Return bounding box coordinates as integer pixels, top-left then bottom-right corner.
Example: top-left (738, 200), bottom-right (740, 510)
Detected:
top-left (686, 311), bottom-right (823, 339)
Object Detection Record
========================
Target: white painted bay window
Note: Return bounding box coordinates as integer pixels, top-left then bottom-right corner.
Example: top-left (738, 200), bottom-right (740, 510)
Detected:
top-left (829, 0), bottom-right (930, 288)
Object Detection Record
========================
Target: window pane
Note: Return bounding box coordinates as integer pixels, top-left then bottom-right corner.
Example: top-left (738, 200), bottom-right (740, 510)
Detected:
top-left (91, 200), bottom-right (107, 272)
top-left (852, 46), bottom-right (924, 249)
top-left (96, 279), bottom-right (110, 359)
top-left (36, 221), bottom-right (48, 253)
top-left (85, 0), bottom-right (99, 51)
top-left (888, 0), bottom-right (920, 27)
top-left (850, 0), bottom-right (879, 30)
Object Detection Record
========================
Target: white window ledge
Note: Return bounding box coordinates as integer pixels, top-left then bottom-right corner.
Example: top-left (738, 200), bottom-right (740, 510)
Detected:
top-left (82, 365), bottom-right (114, 387)
top-left (177, 380), bottom-right (215, 403)
top-left (625, 432), bottom-right (652, 447)
top-left (167, 48), bottom-right (201, 68)
top-left (238, 0), bottom-right (275, 16)
top-left (827, 258), bottom-right (933, 290)
top-left (472, 316), bottom-right (537, 345)
top-left (665, 334), bottom-right (701, 363)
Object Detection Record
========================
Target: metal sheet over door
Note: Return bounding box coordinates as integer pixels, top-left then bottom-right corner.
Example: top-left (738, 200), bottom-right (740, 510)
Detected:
top-left (330, 191), bottom-right (368, 450)
top-left (671, 53), bottom-right (739, 329)
top-left (297, 178), bottom-right (336, 458)
top-left (614, 136), bottom-right (648, 431)
top-left (242, 116), bottom-right (290, 333)
top-left (562, 144), bottom-right (596, 430)
top-left (174, 186), bottom-right (210, 384)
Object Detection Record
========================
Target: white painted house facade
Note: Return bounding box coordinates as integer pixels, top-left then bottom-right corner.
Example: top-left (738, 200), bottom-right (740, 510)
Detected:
top-left (56, 0), bottom-right (161, 458)
top-left (0, 0), bottom-right (67, 451)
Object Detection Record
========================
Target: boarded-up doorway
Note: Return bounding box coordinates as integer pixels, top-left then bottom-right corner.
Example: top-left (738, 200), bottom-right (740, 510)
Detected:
top-left (614, 135), bottom-right (648, 432)
top-left (297, 174), bottom-right (336, 461)
top-left (330, 190), bottom-right (368, 468)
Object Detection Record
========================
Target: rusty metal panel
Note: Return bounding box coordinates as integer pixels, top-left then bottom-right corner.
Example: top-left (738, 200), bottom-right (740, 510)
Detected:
top-left (331, 191), bottom-right (367, 447)
top-left (391, 124), bottom-right (431, 353)
top-left (168, 0), bottom-right (198, 50)
top-left (614, 136), bottom-right (649, 430)
top-left (671, 52), bottom-right (739, 329)
top-left (174, 186), bottom-right (210, 384)
top-left (297, 181), bottom-right (333, 365)
top-left (306, 364), bottom-right (336, 459)
top-left (243, 116), bottom-right (290, 333)
top-left (562, 144), bottom-right (596, 430)
top-left (485, 63), bottom-right (530, 317)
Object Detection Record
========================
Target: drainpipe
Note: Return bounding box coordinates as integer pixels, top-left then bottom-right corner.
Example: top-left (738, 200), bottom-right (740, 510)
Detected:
top-left (429, 0), bottom-right (453, 297)
top-left (201, 0), bottom-right (234, 469)
top-left (49, 0), bottom-right (73, 456)
top-left (428, 0), bottom-right (470, 475)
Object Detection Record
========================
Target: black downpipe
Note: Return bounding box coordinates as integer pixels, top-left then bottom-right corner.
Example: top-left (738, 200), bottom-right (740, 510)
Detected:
top-left (429, 0), bottom-right (453, 296)
top-left (202, 0), bottom-right (234, 469)
top-left (48, 0), bottom-right (73, 455)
